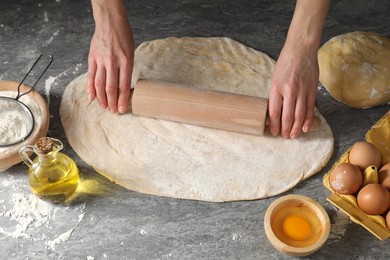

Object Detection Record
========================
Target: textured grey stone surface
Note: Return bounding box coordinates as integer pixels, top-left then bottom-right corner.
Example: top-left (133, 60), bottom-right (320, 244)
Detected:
top-left (0, 0), bottom-right (389, 259)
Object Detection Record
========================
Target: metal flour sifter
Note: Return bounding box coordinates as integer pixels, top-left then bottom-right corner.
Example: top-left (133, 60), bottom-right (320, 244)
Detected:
top-left (0, 53), bottom-right (53, 147)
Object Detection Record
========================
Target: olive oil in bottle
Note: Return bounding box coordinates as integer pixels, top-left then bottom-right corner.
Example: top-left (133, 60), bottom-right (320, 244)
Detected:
top-left (19, 137), bottom-right (79, 202)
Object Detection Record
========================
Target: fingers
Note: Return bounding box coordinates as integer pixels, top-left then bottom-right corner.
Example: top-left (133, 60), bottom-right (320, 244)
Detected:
top-left (94, 66), bottom-right (108, 109)
top-left (288, 95), bottom-right (305, 139)
top-left (269, 82), bottom-right (316, 139)
top-left (87, 59), bottom-right (97, 101)
top-left (87, 58), bottom-right (132, 114)
top-left (268, 84), bottom-right (301, 139)
top-left (302, 90), bottom-right (316, 133)
top-left (280, 90), bottom-right (316, 139)
top-left (268, 92), bottom-right (282, 137)
top-left (106, 66), bottom-right (119, 113)
top-left (117, 62), bottom-right (132, 114)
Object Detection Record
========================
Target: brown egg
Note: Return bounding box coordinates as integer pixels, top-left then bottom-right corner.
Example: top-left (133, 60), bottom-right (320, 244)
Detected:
top-left (357, 184), bottom-right (390, 215)
top-left (379, 163), bottom-right (390, 190)
top-left (349, 142), bottom-right (381, 171)
top-left (386, 211), bottom-right (390, 230)
top-left (329, 163), bottom-right (363, 195)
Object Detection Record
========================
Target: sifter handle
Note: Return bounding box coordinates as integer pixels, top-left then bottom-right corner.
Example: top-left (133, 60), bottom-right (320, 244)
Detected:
top-left (15, 53), bottom-right (53, 100)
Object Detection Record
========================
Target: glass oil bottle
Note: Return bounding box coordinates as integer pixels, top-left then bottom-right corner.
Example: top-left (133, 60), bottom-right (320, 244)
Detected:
top-left (19, 137), bottom-right (79, 202)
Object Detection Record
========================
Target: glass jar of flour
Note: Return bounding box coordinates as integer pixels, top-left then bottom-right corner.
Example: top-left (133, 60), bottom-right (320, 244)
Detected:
top-left (19, 137), bottom-right (79, 202)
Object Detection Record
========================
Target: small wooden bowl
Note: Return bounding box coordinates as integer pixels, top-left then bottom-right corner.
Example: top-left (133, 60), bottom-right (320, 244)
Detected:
top-left (0, 80), bottom-right (49, 171)
top-left (264, 194), bottom-right (330, 257)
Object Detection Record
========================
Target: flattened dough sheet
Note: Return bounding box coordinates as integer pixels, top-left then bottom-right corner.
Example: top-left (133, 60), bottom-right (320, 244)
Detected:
top-left (60, 37), bottom-right (334, 202)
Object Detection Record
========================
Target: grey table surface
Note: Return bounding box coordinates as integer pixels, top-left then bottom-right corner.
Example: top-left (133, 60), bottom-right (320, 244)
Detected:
top-left (0, 0), bottom-right (389, 259)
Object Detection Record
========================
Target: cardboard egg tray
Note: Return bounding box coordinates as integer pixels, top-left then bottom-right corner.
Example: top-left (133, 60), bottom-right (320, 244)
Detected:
top-left (323, 110), bottom-right (390, 240)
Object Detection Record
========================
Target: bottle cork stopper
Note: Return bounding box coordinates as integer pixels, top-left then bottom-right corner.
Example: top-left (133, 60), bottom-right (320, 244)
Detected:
top-left (36, 137), bottom-right (54, 154)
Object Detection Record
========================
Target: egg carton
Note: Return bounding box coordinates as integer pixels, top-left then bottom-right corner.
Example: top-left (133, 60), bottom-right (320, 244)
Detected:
top-left (323, 110), bottom-right (390, 241)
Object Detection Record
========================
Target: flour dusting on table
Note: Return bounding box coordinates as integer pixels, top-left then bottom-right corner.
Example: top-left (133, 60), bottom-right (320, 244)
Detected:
top-left (328, 210), bottom-right (350, 241)
top-left (44, 63), bottom-right (83, 106)
top-left (0, 174), bottom-right (86, 250)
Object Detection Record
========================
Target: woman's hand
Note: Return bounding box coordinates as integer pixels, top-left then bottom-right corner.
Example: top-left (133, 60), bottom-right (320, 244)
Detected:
top-left (268, 43), bottom-right (318, 139)
top-left (268, 0), bottom-right (330, 139)
top-left (87, 0), bottom-right (135, 114)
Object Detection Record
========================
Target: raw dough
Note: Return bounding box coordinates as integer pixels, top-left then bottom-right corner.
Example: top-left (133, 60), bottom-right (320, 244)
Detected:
top-left (318, 31), bottom-right (390, 109)
top-left (60, 37), bottom-right (334, 202)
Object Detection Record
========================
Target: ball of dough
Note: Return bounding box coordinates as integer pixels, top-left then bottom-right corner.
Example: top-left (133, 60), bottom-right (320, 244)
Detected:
top-left (318, 31), bottom-right (390, 109)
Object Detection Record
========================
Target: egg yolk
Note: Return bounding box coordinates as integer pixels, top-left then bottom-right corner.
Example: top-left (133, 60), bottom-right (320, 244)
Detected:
top-left (282, 215), bottom-right (312, 241)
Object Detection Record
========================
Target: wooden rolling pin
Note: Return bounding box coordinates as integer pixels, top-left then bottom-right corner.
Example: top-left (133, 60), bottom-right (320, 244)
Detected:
top-left (131, 79), bottom-right (321, 135)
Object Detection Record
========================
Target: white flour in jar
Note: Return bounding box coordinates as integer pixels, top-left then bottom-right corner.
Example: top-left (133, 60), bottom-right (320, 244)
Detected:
top-left (0, 91), bottom-right (42, 155)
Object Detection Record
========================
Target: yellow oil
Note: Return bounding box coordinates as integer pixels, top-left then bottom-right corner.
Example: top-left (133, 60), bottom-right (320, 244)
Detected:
top-left (28, 152), bottom-right (79, 202)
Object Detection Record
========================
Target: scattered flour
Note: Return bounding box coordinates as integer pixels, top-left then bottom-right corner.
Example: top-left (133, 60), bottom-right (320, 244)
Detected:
top-left (43, 29), bottom-right (59, 47)
top-left (44, 63), bottom-right (83, 106)
top-left (0, 175), bottom-right (86, 250)
top-left (45, 228), bottom-right (75, 250)
top-left (44, 76), bottom-right (55, 106)
top-left (328, 210), bottom-right (350, 241)
top-left (370, 87), bottom-right (380, 99)
top-left (231, 233), bottom-right (244, 241)
top-left (44, 11), bottom-right (49, 23)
